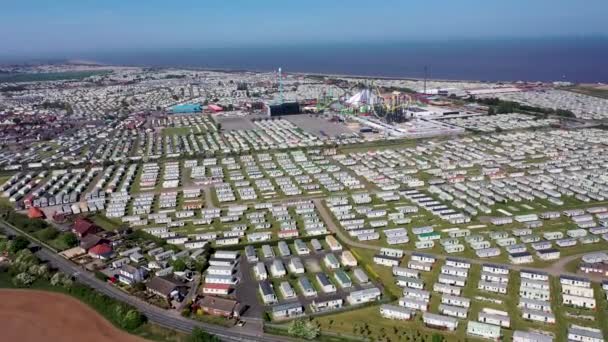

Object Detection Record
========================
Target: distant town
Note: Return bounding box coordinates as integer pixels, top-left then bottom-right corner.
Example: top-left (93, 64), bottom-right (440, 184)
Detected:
top-left (2, 62), bottom-right (608, 342)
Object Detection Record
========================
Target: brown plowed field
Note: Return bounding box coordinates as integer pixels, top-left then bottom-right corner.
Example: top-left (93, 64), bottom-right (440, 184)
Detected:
top-left (0, 289), bottom-right (148, 342)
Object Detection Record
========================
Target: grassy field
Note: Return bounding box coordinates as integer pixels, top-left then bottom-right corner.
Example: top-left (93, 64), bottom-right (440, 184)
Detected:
top-left (564, 86), bottom-right (608, 100)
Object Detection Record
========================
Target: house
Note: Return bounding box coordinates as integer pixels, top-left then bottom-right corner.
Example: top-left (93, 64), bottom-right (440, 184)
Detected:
top-left (288, 257), bottom-right (305, 274)
top-left (521, 270), bottom-right (549, 281)
top-left (311, 295), bottom-right (343, 312)
top-left (467, 321), bottom-right (501, 341)
top-left (347, 287), bottom-right (381, 305)
top-left (146, 276), bottom-right (189, 302)
top-left (197, 296), bottom-right (240, 318)
top-left (399, 297), bottom-right (428, 311)
top-left (88, 243), bottom-right (113, 259)
top-left (72, 217), bottom-right (99, 238)
top-left (519, 297), bottom-right (552, 312)
top-left (80, 234), bottom-right (105, 250)
top-left (422, 312), bottom-right (459, 331)
top-left (259, 280), bottom-right (277, 304)
top-left (434, 283), bottom-right (462, 296)
top-left (441, 294), bottom-right (470, 308)
top-left (380, 304), bottom-right (414, 320)
top-left (334, 270), bottom-right (352, 288)
top-left (118, 264), bottom-right (146, 285)
top-left (478, 280), bottom-right (508, 294)
top-left (271, 302), bottom-right (304, 319)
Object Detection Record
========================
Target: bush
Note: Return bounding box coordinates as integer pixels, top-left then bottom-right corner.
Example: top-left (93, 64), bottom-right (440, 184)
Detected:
top-left (287, 319), bottom-right (320, 340)
top-left (61, 232), bottom-right (78, 248)
top-left (9, 236), bottom-right (30, 254)
top-left (37, 227), bottom-right (59, 241)
top-left (188, 327), bottom-right (220, 342)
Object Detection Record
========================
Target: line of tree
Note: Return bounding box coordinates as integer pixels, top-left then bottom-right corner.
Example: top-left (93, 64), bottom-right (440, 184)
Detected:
top-left (468, 96), bottom-right (575, 117)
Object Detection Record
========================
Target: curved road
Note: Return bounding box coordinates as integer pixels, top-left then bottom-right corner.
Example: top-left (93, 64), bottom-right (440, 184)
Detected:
top-left (0, 220), bottom-right (294, 342)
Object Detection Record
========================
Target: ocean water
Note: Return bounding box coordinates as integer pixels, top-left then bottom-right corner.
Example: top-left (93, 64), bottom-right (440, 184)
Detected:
top-left (89, 38), bottom-right (608, 83)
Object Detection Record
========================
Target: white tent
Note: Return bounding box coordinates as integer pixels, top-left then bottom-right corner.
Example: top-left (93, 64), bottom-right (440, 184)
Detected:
top-left (346, 89), bottom-right (378, 106)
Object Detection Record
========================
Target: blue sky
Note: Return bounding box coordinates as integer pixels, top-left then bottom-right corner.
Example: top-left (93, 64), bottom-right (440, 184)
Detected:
top-left (1, 0), bottom-right (607, 56)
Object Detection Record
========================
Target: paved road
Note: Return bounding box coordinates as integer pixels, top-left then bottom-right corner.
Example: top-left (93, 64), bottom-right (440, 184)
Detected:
top-left (312, 198), bottom-right (607, 278)
top-left (0, 220), bottom-right (295, 342)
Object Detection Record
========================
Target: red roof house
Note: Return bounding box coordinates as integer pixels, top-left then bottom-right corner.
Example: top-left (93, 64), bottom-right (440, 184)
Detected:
top-left (88, 243), bottom-right (113, 259)
top-left (72, 218), bottom-right (99, 238)
top-left (27, 207), bottom-right (45, 219)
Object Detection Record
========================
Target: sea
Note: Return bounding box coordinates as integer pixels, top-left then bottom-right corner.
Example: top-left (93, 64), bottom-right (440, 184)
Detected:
top-left (13, 38), bottom-right (608, 83)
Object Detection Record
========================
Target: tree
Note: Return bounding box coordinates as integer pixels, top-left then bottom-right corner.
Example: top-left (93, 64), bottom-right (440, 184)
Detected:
top-left (188, 327), bottom-right (220, 342)
top-left (287, 319), bottom-right (320, 340)
top-left (121, 309), bottom-right (146, 330)
top-left (38, 227), bottom-right (59, 241)
top-left (9, 236), bottom-right (30, 254)
top-left (171, 258), bottom-right (187, 272)
top-left (61, 232), bottom-right (78, 247)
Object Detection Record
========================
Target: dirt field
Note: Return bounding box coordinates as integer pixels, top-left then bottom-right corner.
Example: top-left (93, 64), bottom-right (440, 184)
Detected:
top-left (0, 290), bottom-right (148, 342)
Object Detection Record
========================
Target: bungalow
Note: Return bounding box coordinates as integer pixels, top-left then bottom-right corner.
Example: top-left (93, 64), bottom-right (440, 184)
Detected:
top-left (536, 248), bottom-right (560, 261)
top-left (438, 274), bottom-right (467, 287)
top-left (326, 235), bottom-right (342, 251)
top-left (560, 275), bottom-right (592, 288)
top-left (347, 287), bottom-right (381, 305)
top-left (441, 265), bottom-right (469, 277)
top-left (197, 296), bottom-right (240, 318)
top-left (482, 263), bottom-right (509, 275)
top-left (409, 260), bottom-right (433, 272)
top-left (506, 244), bottom-right (528, 254)
top-left (476, 248), bottom-right (501, 258)
top-left (316, 273), bottom-right (336, 293)
top-left (478, 280), bottom-right (508, 294)
top-left (311, 295), bottom-right (343, 312)
top-left (519, 298), bottom-right (552, 312)
top-left (324, 253), bottom-right (341, 269)
top-left (254, 262), bottom-right (268, 280)
top-left (202, 283), bottom-right (231, 295)
top-left (399, 297), bottom-right (429, 311)
top-left (521, 270), bottom-right (549, 281)
top-left (272, 301), bottom-right (304, 319)
top-left (259, 280), bottom-right (278, 304)
top-left (434, 283), bottom-right (461, 296)
top-left (422, 312), bottom-right (459, 331)
top-left (393, 266), bottom-right (420, 279)
top-left (439, 304), bottom-right (468, 319)
top-left (245, 245), bottom-right (258, 262)
top-left (513, 331), bottom-right (553, 342)
top-left (146, 276), bottom-right (188, 302)
top-left (445, 258), bottom-right (471, 269)
top-left (288, 257), bottom-right (305, 274)
top-left (297, 276), bottom-right (317, 297)
top-left (441, 294), bottom-right (470, 308)
top-left (567, 325), bottom-right (604, 342)
top-left (467, 321), bottom-right (501, 341)
top-left (481, 272), bottom-right (509, 284)
top-left (373, 254), bottom-right (401, 267)
top-left (520, 287), bottom-right (551, 301)
top-left (562, 294), bottom-right (596, 309)
top-left (72, 218), bottom-right (99, 238)
top-left (380, 304), bottom-right (414, 321)
top-left (521, 308), bottom-right (555, 324)
top-left (207, 265), bottom-right (234, 276)
top-left (261, 245), bottom-right (275, 259)
top-left (396, 276), bottom-right (425, 290)
top-left (478, 308), bottom-right (511, 328)
top-left (411, 253), bottom-right (436, 264)
top-left (294, 239), bottom-right (310, 255)
top-left (270, 259), bottom-right (287, 278)
top-left (334, 269), bottom-right (352, 288)
top-left (340, 250), bottom-right (358, 267)
top-left (279, 281), bottom-right (296, 299)
top-left (353, 268), bottom-right (369, 284)
top-left (510, 252), bottom-right (534, 264)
